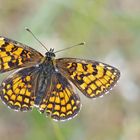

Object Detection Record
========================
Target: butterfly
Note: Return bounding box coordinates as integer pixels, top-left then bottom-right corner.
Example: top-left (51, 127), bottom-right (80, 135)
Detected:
top-left (0, 32), bottom-right (120, 121)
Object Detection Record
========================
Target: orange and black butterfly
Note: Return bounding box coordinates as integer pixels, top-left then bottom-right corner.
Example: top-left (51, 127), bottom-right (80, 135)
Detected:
top-left (0, 32), bottom-right (120, 121)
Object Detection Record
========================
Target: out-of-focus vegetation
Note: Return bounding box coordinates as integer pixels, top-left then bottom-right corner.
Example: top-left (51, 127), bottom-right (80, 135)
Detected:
top-left (0, 0), bottom-right (140, 140)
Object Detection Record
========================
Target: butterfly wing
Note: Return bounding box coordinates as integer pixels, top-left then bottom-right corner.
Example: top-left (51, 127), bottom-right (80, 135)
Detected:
top-left (0, 66), bottom-right (39, 111)
top-left (39, 71), bottom-right (81, 121)
top-left (0, 36), bottom-right (43, 73)
top-left (56, 58), bottom-right (120, 98)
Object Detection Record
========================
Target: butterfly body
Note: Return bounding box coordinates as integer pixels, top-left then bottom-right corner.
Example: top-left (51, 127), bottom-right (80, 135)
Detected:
top-left (34, 49), bottom-right (56, 105)
top-left (0, 36), bottom-right (120, 121)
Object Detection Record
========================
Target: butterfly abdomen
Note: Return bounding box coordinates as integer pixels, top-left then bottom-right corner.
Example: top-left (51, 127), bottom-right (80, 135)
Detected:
top-left (34, 74), bottom-right (48, 105)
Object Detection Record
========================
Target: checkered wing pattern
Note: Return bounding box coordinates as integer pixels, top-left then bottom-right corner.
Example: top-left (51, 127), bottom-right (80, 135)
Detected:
top-left (56, 58), bottom-right (120, 98)
top-left (0, 36), bottom-right (43, 73)
top-left (39, 72), bottom-right (81, 121)
top-left (0, 66), bottom-right (38, 111)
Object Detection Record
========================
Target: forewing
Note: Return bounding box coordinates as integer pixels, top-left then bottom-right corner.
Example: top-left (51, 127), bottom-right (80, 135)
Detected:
top-left (39, 72), bottom-right (81, 121)
top-left (0, 36), bottom-right (43, 73)
top-left (56, 58), bottom-right (120, 98)
top-left (0, 66), bottom-right (39, 111)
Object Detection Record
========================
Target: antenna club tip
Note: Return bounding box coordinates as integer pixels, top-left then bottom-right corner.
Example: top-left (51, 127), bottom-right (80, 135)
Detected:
top-left (79, 42), bottom-right (86, 45)
top-left (25, 27), bottom-right (30, 31)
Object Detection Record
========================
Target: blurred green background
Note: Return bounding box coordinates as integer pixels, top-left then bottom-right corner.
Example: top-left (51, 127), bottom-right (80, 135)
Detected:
top-left (0, 0), bottom-right (140, 140)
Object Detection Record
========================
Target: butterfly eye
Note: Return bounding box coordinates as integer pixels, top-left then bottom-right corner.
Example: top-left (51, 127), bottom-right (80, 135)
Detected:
top-left (45, 51), bottom-right (56, 58)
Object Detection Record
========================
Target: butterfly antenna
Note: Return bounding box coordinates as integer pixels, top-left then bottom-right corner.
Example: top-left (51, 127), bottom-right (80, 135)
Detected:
top-left (25, 27), bottom-right (48, 51)
top-left (54, 42), bottom-right (85, 53)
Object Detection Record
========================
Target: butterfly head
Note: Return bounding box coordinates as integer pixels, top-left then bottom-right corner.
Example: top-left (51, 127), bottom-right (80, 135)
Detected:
top-left (45, 48), bottom-right (56, 59)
